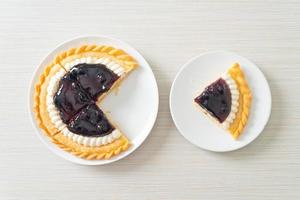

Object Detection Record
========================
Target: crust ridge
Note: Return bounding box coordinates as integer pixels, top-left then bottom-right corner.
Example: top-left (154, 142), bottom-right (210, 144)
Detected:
top-left (228, 63), bottom-right (252, 139)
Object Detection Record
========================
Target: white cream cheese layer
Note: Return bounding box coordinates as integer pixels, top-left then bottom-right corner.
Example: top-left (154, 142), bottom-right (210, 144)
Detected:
top-left (64, 56), bottom-right (126, 77)
top-left (46, 68), bottom-right (67, 131)
top-left (221, 73), bottom-right (240, 129)
top-left (46, 56), bottom-right (124, 147)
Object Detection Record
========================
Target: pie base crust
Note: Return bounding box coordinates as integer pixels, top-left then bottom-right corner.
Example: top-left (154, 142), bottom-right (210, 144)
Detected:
top-left (34, 45), bottom-right (138, 160)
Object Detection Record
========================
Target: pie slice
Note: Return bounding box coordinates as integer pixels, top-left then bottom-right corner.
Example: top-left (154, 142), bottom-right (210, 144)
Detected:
top-left (194, 63), bottom-right (252, 139)
top-left (34, 45), bottom-right (138, 160)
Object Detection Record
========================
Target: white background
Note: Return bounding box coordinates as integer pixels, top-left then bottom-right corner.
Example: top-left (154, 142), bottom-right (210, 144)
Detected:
top-left (0, 0), bottom-right (299, 199)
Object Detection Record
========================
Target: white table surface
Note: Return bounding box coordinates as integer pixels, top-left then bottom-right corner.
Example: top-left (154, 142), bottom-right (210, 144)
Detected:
top-left (0, 0), bottom-right (299, 199)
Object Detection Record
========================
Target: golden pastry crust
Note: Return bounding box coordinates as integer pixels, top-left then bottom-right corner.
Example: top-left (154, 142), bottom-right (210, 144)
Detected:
top-left (54, 45), bottom-right (137, 73)
top-left (227, 63), bottom-right (252, 139)
top-left (53, 134), bottom-right (130, 160)
top-left (33, 45), bottom-right (137, 160)
top-left (34, 63), bottom-right (65, 136)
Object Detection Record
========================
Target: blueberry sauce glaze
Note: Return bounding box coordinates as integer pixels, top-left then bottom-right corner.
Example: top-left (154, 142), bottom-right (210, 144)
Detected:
top-left (68, 104), bottom-right (114, 137)
top-left (53, 72), bottom-right (91, 123)
top-left (71, 63), bottom-right (119, 99)
top-left (194, 78), bottom-right (231, 123)
top-left (54, 63), bottom-right (120, 136)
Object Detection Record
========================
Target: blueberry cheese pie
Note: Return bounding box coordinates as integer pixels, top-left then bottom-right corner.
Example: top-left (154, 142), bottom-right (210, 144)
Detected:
top-left (194, 63), bottom-right (252, 139)
top-left (34, 45), bottom-right (138, 159)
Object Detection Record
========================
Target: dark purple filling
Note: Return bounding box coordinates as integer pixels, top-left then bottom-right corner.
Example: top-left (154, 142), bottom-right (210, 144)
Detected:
top-left (54, 73), bottom-right (92, 123)
top-left (68, 104), bottom-right (114, 137)
top-left (194, 78), bottom-right (231, 123)
top-left (53, 63), bottom-right (119, 136)
top-left (71, 63), bottom-right (119, 99)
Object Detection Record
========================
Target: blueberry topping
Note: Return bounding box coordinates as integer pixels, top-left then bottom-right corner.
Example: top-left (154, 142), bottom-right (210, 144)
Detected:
top-left (194, 78), bottom-right (231, 123)
top-left (71, 63), bottom-right (119, 99)
top-left (54, 74), bottom-right (91, 123)
top-left (68, 104), bottom-right (114, 137)
top-left (53, 63), bottom-right (120, 136)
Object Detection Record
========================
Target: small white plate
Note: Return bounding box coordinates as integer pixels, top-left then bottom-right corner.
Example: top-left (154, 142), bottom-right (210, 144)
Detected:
top-left (28, 35), bottom-right (159, 165)
top-left (170, 51), bottom-right (271, 152)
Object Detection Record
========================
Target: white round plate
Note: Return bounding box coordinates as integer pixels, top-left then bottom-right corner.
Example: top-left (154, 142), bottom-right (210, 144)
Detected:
top-left (170, 51), bottom-right (271, 152)
top-left (28, 35), bottom-right (159, 165)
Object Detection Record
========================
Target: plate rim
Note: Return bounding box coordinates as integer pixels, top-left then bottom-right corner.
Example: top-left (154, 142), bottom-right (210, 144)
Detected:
top-left (28, 35), bottom-right (159, 165)
top-left (169, 50), bottom-right (272, 152)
